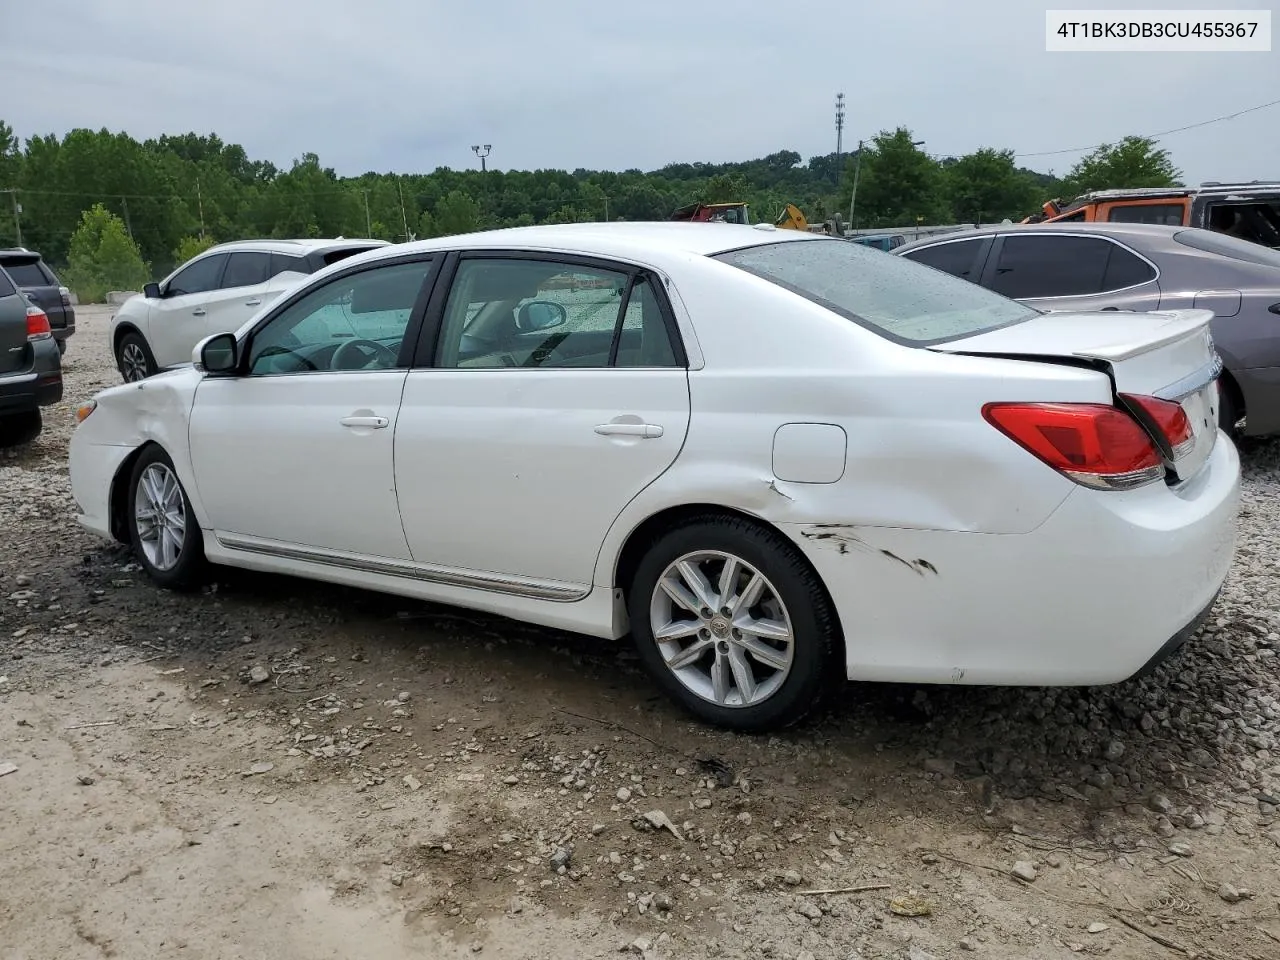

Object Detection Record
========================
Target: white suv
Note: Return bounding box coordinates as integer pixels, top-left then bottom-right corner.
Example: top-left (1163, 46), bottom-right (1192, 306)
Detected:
top-left (110, 238), bottom-right (390, 381)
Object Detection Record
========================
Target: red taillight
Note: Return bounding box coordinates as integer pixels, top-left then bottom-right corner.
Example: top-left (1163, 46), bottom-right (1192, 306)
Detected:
top-left (1120, 393), bottom-right (1194, 460)
top-left (25, 306), bottom-right (51, 340)
top-left (982, 402), bottom-right (1164, 490)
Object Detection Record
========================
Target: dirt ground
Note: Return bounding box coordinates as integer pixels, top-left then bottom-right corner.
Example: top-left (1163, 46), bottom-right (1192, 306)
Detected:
top-left (3, 306), bottom-right (1280, 960)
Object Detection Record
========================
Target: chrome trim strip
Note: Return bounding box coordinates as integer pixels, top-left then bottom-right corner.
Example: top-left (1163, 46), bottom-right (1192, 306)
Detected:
top-left (1154, 353), bottom-right (1224, 402)
top-left (214, 533), bottom-right (589, 602)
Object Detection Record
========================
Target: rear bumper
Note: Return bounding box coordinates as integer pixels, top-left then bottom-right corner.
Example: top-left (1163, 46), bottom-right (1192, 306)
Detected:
top-left (0, 338), bottom-right (62, 411)
top-left (781, 434), bottom-right (1240, 686)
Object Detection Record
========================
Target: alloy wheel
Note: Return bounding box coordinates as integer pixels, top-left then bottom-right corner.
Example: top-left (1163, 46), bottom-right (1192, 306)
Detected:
top-left (121, 341), bottom-right (149, 382)
top-left (134, 463), bottom-right (187, 571)
top-left (648, 550), bottom-right (795, 708)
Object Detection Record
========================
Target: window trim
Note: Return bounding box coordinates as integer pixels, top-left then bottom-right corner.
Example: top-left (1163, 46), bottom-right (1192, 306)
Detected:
top-left (211, 252), bottom-right (442, 379)
top-left (978, 232), bottom-right (1160, 302)
top-left (897, 235), bottom-right (994, 283)
top-left (220, 250), bottom-right (273, 290)
top-left (410, 249), bottom-right (689, 371)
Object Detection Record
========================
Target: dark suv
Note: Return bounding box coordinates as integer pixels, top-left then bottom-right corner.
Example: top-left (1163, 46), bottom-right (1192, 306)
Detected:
top-left (0, 264), bottom-right (63, 447)
top-left (0, 248), bottom-right (76, 355)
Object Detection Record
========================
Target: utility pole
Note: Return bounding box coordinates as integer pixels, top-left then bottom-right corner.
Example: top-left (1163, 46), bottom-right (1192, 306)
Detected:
top-left (362, 190), bottom-right (372, 235)
top-left (121, 195), bottom-right (133, 239)
top-left (1, 189), bottom-right (20, 246)
top-left (396, 177), bottom-right (411, 242)
top-left (195, 176), bottom-right (206, 239)
top-left (471, 144), bottom-right (492, 172)
top-left (848, 140), bottom-right (862, 229)
top-left (834, 93), bottom-right (845, 187)
top-left (603, 195), bottom-right (609, 221)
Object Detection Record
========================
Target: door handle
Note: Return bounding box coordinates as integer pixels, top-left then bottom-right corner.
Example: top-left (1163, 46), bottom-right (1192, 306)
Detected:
top-left (245, 299), bottom-right (262, 307)
top-left (595, 422), bottom-right (663, 439)
top-left (192, 308), bottom-right (207, 316)
top-left (340, 415), bottom-right (389, 429)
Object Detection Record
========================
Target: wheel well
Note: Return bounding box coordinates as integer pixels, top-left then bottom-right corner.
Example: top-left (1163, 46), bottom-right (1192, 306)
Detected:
top-left (108, 441), bottom-right (159, 544)
top-left (113, 322), bottom-right (142, 354)
top-left (1218, 368), bottom-right (1244, 419)
top-left (614, 504), bottom-right (838, 613)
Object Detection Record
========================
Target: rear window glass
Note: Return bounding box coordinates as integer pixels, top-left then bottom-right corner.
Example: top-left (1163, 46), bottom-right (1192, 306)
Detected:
top-left (1173, 228), bottom-right (1280, 267)
top-left (322, 246), bottom-right (380, 267)
top-left (0, 259), bottom-right (51, 286)
top-left (715, 239), bottom-right (1036, 346)
top-left (0, 266), bottom-right (15, 297)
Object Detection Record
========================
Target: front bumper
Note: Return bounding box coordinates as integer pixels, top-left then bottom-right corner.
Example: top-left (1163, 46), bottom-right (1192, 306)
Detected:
top-left (781, 434), bottom-right (1241, 687)
top-left (69, 436), bottom-right (137, 541)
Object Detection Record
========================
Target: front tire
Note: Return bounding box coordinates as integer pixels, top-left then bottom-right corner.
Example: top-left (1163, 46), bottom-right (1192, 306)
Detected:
top-left (0, 409), bottom-right (42, 448)
top-left (117, 331), bottom-right (157, 383)
top-left (128, 445), bottom-right (206, 590)
top-left (627, 516), bottom-right (840, 732)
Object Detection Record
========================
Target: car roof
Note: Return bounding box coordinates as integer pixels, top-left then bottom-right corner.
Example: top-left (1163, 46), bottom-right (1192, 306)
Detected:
top-left (895, 221), bottom-right (1189, 252)
top-left (358, 222), bottom-right (818, 263)
top-left (199, 238), bottom-right (392, 256)
top-left (0, 247), bottom-right (43, 260)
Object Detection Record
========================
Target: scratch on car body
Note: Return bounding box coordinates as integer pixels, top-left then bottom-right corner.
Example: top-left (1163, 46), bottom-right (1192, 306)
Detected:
top-left (801, 523), bottom-right (938, 576)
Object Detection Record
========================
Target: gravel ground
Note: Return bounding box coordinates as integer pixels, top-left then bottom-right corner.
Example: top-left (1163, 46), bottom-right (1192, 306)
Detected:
top-left (2, 305), bottom-right (1280, 960)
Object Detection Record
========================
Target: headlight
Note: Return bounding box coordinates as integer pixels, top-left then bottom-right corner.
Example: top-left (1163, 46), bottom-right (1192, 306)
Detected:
top-left (75, 400), bottom-right (97, 423)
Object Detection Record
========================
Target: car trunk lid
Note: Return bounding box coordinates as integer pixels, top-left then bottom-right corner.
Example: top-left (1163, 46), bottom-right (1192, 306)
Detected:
top-left (0, 292), bottom-right (30, 374)
top-left (931, 308), bottom-right (1221, 482)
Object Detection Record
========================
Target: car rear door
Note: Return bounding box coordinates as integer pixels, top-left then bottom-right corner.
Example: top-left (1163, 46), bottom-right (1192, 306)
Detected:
top-left (393, 252), bottom-right (692, 592)
top-left (0, 268), bottom-right (28, 376)
top-left (978, 233), bottom-right (1161, 313)
top-left (898, 236), bottom-right (992, 282)
top-left (203, 251), bottom-right (272, 337)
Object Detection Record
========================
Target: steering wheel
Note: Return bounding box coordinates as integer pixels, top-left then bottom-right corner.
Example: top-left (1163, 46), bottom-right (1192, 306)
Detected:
top-left (331, 338), bottom-right (399, 370)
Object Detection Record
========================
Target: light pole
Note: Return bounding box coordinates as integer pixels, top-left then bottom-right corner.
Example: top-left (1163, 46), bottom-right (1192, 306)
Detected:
top-left (848, 139), bottom-right (923, 232)
top-left (471, 144), bottom-right (492, 172)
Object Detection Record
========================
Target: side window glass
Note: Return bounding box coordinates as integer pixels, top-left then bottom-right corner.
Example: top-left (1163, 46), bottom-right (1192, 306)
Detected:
top-left (988, 236), bottom-right (1110, 299)
top-left (1107, 203), bottom-right (1184, 226)
top-left (903, 239), bottom-right (982, 280)
top-left (270, 253), bottom-right (310, 278)
top-left (247, 259), bottom-right (433, 375)
top-left (1101, 245), bottom-right (1156, 291)
top-left (438, 259), bottom-right (630, 369)
top-left (221, 252), bottom-right (270, 289)
top-left (167, 254), bottom-right (227, 296)
top-left (614, 277), bottom-right (678, 367)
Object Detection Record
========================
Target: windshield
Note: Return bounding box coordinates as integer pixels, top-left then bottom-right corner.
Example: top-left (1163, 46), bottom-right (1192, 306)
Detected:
top-left (714, 238), bottom-right (1037, 346)
top-left (1173, 228), bottom-right (1280, 268)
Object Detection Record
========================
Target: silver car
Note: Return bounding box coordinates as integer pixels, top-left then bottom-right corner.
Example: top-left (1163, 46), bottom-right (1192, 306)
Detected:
top-left (896, 223), bottom-right (1280, 436)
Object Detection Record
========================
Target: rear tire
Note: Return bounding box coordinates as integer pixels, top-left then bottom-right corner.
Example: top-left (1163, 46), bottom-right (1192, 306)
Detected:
top-left (117, 331), bottom-right (157, 383)
top-left (627, 515), bottom-right (841, 732)
top-left (127, 445), bottom-right (206, 591)
top-left (1217, 374), bottom-right (1242, 436)
top-left (56, 339), bottom-right (67, 356)
top-left (0, 409), bottom-right (41, 448)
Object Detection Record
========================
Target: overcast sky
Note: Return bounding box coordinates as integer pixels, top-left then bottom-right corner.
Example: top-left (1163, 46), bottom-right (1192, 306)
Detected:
top-left (3, 0), bottom-right (1276, 184)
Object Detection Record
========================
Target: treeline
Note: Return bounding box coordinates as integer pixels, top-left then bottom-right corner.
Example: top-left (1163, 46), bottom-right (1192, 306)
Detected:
top-left (0, 120), bottom-right (1181, 277)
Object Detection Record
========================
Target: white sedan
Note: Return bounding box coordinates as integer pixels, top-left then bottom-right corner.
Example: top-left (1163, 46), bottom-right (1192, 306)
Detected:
top-left (69, 223), bottom-right (1240, 730)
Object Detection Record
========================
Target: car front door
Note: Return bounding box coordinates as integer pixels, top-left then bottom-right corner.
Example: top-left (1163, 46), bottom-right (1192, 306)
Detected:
top-left (148, 253), bottom-right (229, 367)
top-left (203, 251), bottom-right (273, 338)
top-left (187, 256), bottom-right (438, 560)
top-left (393, 253), bottom-right (692, 593)
top-left (979, 233), bottom-right (1161, 312)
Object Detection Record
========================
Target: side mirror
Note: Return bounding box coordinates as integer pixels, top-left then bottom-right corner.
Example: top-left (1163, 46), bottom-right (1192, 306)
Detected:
top-left (194, 333), bottom-right (238, 375)
top-left (143, 282), bottom-right (162, 299)
top-left (515, 300), bottom-right (567, 333)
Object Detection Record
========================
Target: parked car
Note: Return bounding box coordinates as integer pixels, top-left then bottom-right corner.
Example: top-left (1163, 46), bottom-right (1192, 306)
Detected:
top-left (0, 265), bottom-right (63, 447)
top-left (109, 237), bottom-right (391, 381)
top-left (0, 247), bottom-right (75, 355)
top-left (851, 234), bottom-right (906, 251)
top-left (1022, 180), bottom-right (1280, 249)
top-left (896, 222), bottom-right (1280, 437)
top-left (70, 223), bottom-right (1238, 731)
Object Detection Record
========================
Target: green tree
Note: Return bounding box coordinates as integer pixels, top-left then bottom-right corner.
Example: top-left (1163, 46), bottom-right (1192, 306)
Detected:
top-left (174, 234), bottom-right (215, 265)
top-left (435, 189), bottom-right (480, 235)
top-left (63, 203), bottom-right (150, 302)
top-left (1059, 136), bottom-right (1182, 195)
top-left (945, 148), bottom-right (1042, 224)
top-left (842, 129), bottom-right (948, 228)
